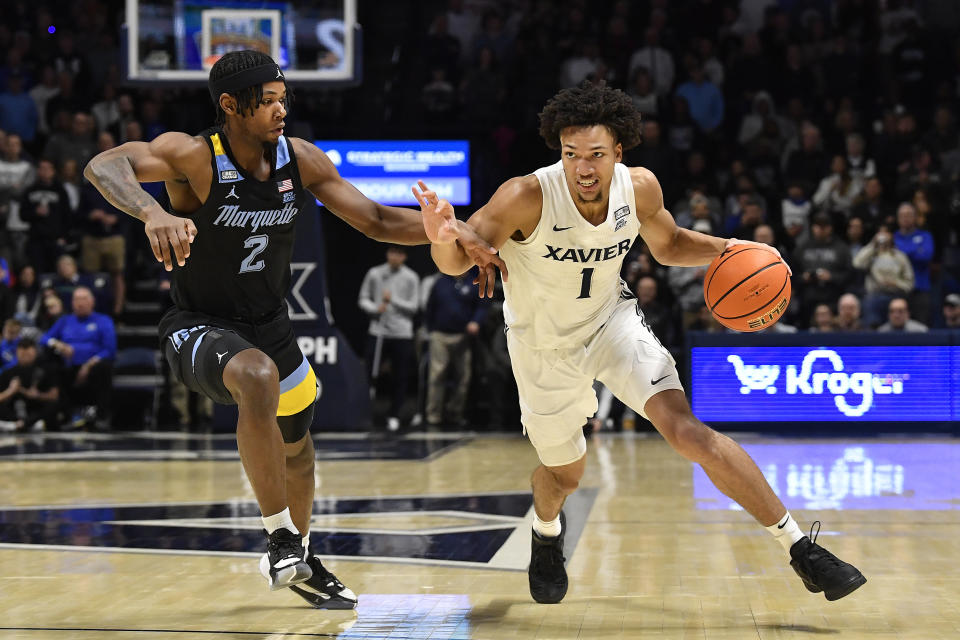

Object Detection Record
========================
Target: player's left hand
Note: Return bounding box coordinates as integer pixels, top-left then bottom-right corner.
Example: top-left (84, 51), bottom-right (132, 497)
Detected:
top-left (412, 180), bottom-right (458, 245)
top-left (724, 238), bottom-right (792, 275)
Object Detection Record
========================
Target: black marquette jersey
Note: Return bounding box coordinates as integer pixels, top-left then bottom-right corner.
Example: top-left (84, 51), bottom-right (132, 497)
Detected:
top-left (170, 127), bottom-right (306, 321)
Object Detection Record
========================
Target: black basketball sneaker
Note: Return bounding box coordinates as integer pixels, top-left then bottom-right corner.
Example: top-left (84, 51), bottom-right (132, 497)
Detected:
top-left (790, 521), bottom-right (866, 601)
top-left (261, 529), bottom-right (313, 590)
top-left (289, 555), bottom-right (359, 610)
top-left (528, 511), bottom-right (568, 604)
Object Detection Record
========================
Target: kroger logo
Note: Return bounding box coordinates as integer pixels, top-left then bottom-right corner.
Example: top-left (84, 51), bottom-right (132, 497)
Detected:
top-left (727, 349), bottom-right (905, 417)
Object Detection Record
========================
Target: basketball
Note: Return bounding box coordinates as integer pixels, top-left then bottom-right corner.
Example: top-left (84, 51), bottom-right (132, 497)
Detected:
top-left (704, 245), bottom-right (791, 332)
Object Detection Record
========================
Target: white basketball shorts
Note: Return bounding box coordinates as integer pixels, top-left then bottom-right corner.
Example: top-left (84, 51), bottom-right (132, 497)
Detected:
top-left (506, 299), bottom-right (685, 467)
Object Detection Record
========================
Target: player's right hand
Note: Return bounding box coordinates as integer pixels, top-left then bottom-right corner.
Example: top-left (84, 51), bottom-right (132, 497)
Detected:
top-left (143, 208), bottom-right (198, 271)
top-left (412, 180), bottom-right (458, 244)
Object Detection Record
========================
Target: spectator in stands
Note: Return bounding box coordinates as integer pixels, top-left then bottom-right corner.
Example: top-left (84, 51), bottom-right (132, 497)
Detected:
top-left (836, 293), bottom-right (866, 332)
top-left (625, 120), bottom-right (679, 201)
top-left (91, 84), bottom-right (120, 135)
top-left (896, 145), bottom-right (942, 202)
top-left (48, 255), bottom-right (99, 310)
top-left (358, 246), bottom-right (419, 432)
top-left (675, 192), bottom-right (718, 235)
top-left (668, 263), bottom-right (708, 328)
top-left (784, 122), bottom-right (827, 194)
top-left (0, 318), bottom-right (21, 371)
top-left (41, 286), bottom-right (116, 429)
top-left (20, 158), bottom-right (70, 273)
top-left (80, 180), bottom-right (127, 315)
top-left (0, 71), bottom-right (38, 145)
top-left (43, 112), bottom-right (97, 172)
top-left (109, 94), bottom-right (138, 144)
top-left (423, 268), bottom-right (489, 428)
top-left (780, 181), bottom-right (812, 243)
top-left (0, 133), bottom-right (35, 221)
top-left (628, 27), bottom-right (675, 97)
top-left (851, 177), bottom-right (893, 227)
top-left (845, 133), bottom-right (876, 182)
top-left (753, 224), bottom-right (790, 267)
top-left (809, 304), bottom-right (838, 333)
top-left (0, 337), bottom-right (60, 433)
top-left (636, 276), bottom-right (675, 347)
top-left (11, 265), bottom-right (40, 323)
top-left (794, 212), bottom-right (852, 322)
top-left (29, 65), bottom-right (59, 139)
top-left (878, 297), bottom-right (928, 333)
top-left (627, 67), bottom-right (658, 117)
top-left (675, 59), bottom-right (724, 135)
top-left (894, 202), bottom-right (934, 324)
top-left (813, 154), bottom-right (863, 219)
top-left (854, 224), bottom-right (915, 327)
top-left (37, 291), bottom-right (64, 332)
top-left (942, 293), bottom-right (960, 329)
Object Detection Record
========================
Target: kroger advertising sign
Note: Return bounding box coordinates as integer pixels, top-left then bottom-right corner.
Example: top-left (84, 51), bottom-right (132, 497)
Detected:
top-left (690, 346), bottom-right (954, 421)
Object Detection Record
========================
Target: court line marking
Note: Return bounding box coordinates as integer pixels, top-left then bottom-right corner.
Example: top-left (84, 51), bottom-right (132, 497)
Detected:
top-left (0, 627), bottom-right (345, 638)
top-left (0, 542), bottom-right (524, 571)
top-left (0, 489), bottom-right (533, 510)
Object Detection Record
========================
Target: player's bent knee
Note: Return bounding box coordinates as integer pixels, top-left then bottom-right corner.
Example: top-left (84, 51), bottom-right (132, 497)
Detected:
top-left (666, 419), bottom-right (716, 463)
top-left (224, 352), bottom-right (279, 399)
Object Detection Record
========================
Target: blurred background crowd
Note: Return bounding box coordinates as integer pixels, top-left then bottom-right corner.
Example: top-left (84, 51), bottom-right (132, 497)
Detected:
top-left (0, 0), bottom-right (959, 432)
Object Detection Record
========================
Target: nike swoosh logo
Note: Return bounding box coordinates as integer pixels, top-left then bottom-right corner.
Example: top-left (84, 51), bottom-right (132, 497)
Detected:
top-left (777, 515), bottom-right (790, 529)
top-left (553, 225), bottom-right (574, 231)
top-left (651, 375), bottom-right (670, 385)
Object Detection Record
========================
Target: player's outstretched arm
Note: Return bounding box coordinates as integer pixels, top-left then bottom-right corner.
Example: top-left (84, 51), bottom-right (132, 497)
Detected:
top-left (84, 132), bottom-right (201, 270)
top-left (292, 138), bottom-right (428, 244)
top-left (632, 167), bottom-right (788, 270)
top-left (414, 175), bottom-right (541, 297)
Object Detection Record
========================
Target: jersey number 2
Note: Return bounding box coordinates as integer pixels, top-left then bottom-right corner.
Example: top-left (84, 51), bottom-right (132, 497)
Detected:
top-left (239, 235), bottom-right (268, 273)
top-left (577, 267), bottom-right (594, 299)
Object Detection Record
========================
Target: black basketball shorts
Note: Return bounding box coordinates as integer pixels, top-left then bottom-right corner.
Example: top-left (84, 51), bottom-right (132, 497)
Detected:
top-left (160, 305), bottom-right (318, 442)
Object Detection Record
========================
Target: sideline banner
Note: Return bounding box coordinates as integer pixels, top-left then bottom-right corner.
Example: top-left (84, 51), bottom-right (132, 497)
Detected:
top-left (688, 332), bottom-right (959, 424)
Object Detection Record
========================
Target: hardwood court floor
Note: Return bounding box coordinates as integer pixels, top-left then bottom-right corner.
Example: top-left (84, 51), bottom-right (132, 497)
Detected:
top-left (1, 431), bottom-right (958, 639)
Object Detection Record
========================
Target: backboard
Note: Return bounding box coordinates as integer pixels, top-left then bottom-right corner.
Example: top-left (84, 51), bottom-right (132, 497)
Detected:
top-left (124, 0), bottom-right (360, 86)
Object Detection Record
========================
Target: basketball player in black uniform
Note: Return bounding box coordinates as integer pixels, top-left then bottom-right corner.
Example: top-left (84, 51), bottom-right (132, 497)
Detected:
top-left (83, 50), bottom-right (503, 607)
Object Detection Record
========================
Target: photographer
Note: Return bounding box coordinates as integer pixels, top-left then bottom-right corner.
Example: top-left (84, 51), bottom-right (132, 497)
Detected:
top-left (853, 224), bottom-right (914, 328)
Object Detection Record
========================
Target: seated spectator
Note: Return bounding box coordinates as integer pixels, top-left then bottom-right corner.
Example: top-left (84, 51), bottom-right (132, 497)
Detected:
top-left (20, 158), bottom-right (70, 273)
top-left (37, 291), bottom-right (64, 332)
top-left (0, 318), bottom-right (21, 371)
top-left (783, 122), bottom-right (827, 195)
top-left (809, 304), bottom-right (837, 333)
top-left (675, 192), bottom-right (718, 234)
top-left (845, 133), bottom-right (876, 182)
top-left (854, 224), bottom-right (914, 328)
top-left (627, 67), bottom-right (659, 117)
top-left (675, 60), bottom-right (724, 134)
top-left (878, 297), bottom-right (928, 333)
top-left (812, 154), bottom-right (863, 219)
top-left (893, 202), bottom-right (934, 325)
top-left (47, 254), bottom-right (101, 310)
top-left (41, 286), bottom-right (116, 429)
top-left (793, 212), bottom-right (852, 319)
top-left (0, 337), bottom-right (60, 433)
top-left (851, 177), bottom-right (894, 228)
top-left (780, 182), bottom-right (812, 242)
top-left (423, 268), bottom-right (489, 428)
top-left (896, 145), bottom-right (942, 202)
top-left (942, 293), bottom-right (960, 329)
top-left (668, 264), bottom-right (707, 328)
top-left (11, 264), bottom-right (41, 324)
top-left (0, 72), bottom-right (38, 145)
top-left (0, 133), bottom-right (36, 227)
top-left (836, 293), bottom-right (866, 332)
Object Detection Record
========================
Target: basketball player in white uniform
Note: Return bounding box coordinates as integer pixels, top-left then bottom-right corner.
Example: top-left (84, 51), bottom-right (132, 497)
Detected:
top-left (413, 82), bottom-right (865, 605)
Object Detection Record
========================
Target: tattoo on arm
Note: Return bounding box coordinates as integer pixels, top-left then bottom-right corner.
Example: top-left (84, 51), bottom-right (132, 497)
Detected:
top-left (87, 156), bottom-right (160, 222)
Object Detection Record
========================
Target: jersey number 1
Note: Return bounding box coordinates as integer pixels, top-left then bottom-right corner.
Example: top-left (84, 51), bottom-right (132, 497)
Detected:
top-left (239, 235), bottom-right (268, 273)
top-left (577, 267), bottom-right (594, 299)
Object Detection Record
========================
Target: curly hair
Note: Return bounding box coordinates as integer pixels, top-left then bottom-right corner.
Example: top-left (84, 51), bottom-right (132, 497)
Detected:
top-left (209, 50), bottom-right (292, 126)
top-left (538, 81), bottom-right (643, 150)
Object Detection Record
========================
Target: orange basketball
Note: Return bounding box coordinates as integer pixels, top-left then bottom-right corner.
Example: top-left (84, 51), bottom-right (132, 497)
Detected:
top-left (704, 245), bottom-right (791, 332)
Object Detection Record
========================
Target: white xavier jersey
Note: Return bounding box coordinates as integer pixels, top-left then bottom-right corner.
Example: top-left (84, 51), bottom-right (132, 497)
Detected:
top-left (500, 161), bottom-right (640, 349)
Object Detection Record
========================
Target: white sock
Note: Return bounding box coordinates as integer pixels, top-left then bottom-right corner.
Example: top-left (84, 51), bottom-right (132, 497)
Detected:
top-left (302, 535), bottom-right (310, 558)
top-left (261, 507), bottom-right (299, 536)
top-left (533, 513), bottom-right (562, 538)
top-left (766, 512), bottom-right (804, 557)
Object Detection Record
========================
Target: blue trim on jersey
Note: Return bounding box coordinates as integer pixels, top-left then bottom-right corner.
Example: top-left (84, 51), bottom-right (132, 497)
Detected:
top-left (278, 354), bottom-right (310, 393)
top-left (215, 154), bottom-right (244, 183)
top-left (276, 135), bottom-right (291, 170)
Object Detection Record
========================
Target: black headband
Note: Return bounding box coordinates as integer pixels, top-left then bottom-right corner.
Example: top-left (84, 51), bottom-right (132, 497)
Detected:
top-left (209, 62), bottom-right (285, 104)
